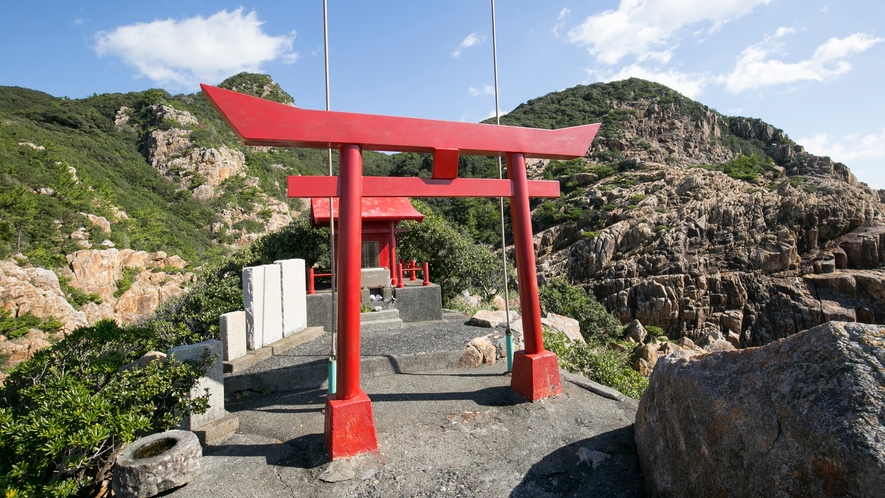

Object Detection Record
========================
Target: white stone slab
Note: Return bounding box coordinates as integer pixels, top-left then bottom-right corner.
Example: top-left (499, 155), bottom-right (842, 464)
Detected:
top-left (220, 311), bottom-right (246, 361)
top-left (276, 259), bottom-right (307, 337)
top-left (242, 266), bottom-right (265, 350)
top-left (168, 339), bottom-right (224, 430)
top-left (361, 267), bottom-right (389, 288)
top-left (261, 264), bottom-right (283, 346)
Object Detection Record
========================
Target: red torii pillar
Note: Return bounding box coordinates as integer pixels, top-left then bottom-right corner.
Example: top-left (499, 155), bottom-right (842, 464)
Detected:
top-left (201, 84), bottom-right (600, 459)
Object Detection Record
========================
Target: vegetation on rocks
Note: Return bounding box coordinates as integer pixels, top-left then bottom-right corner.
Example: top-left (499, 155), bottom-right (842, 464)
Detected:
top-left (0, 310), bottom-right (62, 340)
top-left (544, 330), bottom-right (648, 399)
top-left (538, 279), bottom-right (647, 398)
top-left (539, 279), bottom-right (621, 342)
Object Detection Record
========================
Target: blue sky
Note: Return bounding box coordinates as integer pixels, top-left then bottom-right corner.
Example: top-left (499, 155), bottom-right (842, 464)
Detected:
top-left (2, 1), bottom-right (883, 188)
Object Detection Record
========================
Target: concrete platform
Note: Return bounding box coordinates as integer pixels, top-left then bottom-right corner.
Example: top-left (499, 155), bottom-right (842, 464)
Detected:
top-left (168, 311), bottom-right (645, 497)
top-left (224, 312), bottom-right (489, 395)
top-left (172, 364), bottom-right (644, 498)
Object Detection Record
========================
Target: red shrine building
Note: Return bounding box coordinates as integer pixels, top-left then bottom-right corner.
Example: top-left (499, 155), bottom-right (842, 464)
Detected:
top-left (309, 197), bottom-right (424, 287)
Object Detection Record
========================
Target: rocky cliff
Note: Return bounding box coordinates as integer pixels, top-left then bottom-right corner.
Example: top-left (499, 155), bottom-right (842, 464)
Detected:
top-left (0, 250), bottom-right (194, 371)
top-left (514, 79), bottom-right (885, 346)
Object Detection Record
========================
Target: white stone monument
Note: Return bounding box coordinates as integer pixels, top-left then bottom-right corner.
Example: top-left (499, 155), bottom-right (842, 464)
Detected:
top-left (242, 265), bottom-right (265, 350)
top-left (220, 311), bottom-right (246, 361)
top-left (261, 264), bottom-right (284, 346)
top-left (275, 258), bottom-right (307, 337)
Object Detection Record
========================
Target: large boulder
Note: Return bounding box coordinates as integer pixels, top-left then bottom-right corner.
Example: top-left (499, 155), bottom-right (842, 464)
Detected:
top-left (635, 321), bottom-right (885, 497)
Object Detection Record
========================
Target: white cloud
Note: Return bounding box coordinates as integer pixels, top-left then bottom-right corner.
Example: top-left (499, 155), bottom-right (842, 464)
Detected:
top-left (74, 18), bottom-right (88, 26)
top-left (93, 8), bottom-right (296, 89)
top-left (773, 26), bottom-right (795, 38)
top-left (799, 130), bottom-right (885, 163)
top-left (590, 64), bottom-right (709, 98)
top-left (568, 0), bottom-right (772, 64)
top-left (552, 7), bottom-right (571, 36)
top-left (722, 32), bottom-right (883, 93)
top-left (452, 33), bottom-right (486, 58)
top-left (468, 85), bottom-right (495, 97)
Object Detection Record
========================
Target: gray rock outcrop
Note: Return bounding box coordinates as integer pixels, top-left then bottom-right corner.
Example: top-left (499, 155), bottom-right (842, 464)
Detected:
top-left (635, 321), bottom-right (885, 497)
top-left (533, 160), bottom-right (885, 346)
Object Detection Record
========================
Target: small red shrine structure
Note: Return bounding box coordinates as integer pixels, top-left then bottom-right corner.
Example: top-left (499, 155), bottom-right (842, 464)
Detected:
top-left (309, 197), bottom-right (423, 287)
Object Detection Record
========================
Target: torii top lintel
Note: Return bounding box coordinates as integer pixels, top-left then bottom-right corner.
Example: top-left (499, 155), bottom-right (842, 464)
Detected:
top-left (201, 84), bottom-right (599, 162)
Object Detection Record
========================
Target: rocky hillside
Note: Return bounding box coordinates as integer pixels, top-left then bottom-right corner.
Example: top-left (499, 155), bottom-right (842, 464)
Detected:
top-left (0, 73), bottom-right (326, 370)
top-left (510, 79), bottom-right (884, 346)
top-left (1, 75), bottom-right (882, 371)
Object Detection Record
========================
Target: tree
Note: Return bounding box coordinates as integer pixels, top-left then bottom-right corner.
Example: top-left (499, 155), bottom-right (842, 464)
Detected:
top-left (397, 203), bottom-right (513, 304)
top-left (0, 185), bottom-right (38, 254)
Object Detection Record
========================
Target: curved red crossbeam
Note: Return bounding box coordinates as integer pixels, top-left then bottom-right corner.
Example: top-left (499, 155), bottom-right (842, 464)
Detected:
top-left (201, 84), bottom-right (599, 161)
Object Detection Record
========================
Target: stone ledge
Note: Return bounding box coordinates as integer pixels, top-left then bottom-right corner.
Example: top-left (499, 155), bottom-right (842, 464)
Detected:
top-left (192, 410), bottom-right (239, 445)
top-left (224, 326), bottom-right (325, 374)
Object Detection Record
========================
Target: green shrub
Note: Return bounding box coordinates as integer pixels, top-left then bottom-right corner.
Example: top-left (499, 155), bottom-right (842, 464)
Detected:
top-left (232, 219), bottom-right (265, 234)
top-left (114, 266), bottom-right (140, 298)
top-left (58, 276), bottom-right (102, 309)
top-left (697, 154), bottom-right (776, 181)
top-left (398, 203), bottom-right (514, 304)
top-left (0, 320), bottom-right (210, 497)
top-left (544, 330), bottom-right (648, 399)
top-left (0, 310), bottom-right (63, 340)
top-left (645, 325), bottom-right (665, 337)
top-left (539, 279), bottom-right (621, 342)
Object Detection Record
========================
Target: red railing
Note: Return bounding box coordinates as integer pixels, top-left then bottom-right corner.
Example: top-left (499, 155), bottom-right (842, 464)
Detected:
top-left (308, 261), bottom-right (430, 293)
top-left (306, 267), bottom-right (332, 295)
top-left (396, 260), bottom-right (430, 288)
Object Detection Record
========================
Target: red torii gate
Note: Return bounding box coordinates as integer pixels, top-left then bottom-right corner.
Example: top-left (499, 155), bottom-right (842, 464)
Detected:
top-left (202, 84), bottom-right (600, 459)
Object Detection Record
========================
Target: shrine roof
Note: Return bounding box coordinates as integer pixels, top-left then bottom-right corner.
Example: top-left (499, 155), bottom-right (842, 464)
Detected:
top-left (310, 197), bottom-right (425, 226)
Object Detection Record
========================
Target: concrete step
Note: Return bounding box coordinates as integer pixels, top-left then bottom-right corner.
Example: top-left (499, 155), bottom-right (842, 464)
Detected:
top-left (360, 309), bottom-right (400, 323)
top-left (360, 318), bottom-right (403, 333)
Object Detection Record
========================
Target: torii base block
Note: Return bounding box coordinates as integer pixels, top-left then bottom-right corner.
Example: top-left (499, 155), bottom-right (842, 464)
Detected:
top-left (510, 350), bottom-right (563, 401)
top-left (324, 391), bottom-right (378, 458)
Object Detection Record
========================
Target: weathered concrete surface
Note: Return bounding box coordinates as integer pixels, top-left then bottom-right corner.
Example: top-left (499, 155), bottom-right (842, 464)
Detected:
top-left (635, 321), bottom-right (885, 498)
top-left (171, 363), bottom-right (644, 498)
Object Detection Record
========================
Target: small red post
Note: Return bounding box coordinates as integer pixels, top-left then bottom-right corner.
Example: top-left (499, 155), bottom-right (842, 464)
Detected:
top-left (389, 221), bottom-right (398, 286)
top-left (409, 260), bottom-right (417, 281)
top-left (307, 268), bottom-right (316, 295)
top-left (423, 262), bottom-right (430, 286)
top-left (324, 144), bottom-right (377, 458)
top-left (396, 262), bottom-right (405, 288)
top-left (507, 152), bottom-right (562, 402)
